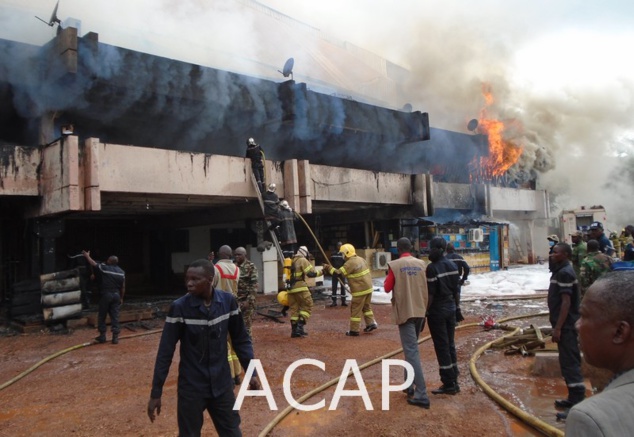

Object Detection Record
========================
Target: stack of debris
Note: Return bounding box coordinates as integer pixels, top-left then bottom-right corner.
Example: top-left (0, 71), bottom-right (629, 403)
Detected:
top-left (491, 325), bottom-right (553, 356)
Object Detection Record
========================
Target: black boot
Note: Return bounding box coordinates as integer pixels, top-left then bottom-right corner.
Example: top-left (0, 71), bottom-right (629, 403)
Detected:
top-left (95, 334), bottom-right (106, 344)
top-left (112, 333), bottom-right (119, 344)
top-left (329, 298), bottom-right (337, 307)
top-left (341, 297), bottom-right (348, 307)
top-left (431, 382), bottom-right (459, 395)
top-left (291, 321), bottom-right (302, 338)
top-left (297, 320), bottom-right (308, 337)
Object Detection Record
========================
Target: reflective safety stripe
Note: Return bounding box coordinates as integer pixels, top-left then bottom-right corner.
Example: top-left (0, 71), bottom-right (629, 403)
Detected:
top-left (350, 317), bottom-right (361, 322)
top-left (550, 279), bottom-right (578, 287)
top-left (299, 311), bottom-right (310, 319)
top-left (289, 285), bottom-right (309, 293)
top-left (363, 310), bottom-right (374, 317)
top-left (302, 265), bottom-right (313, 273)
top-left (348, 269), bottom-right (370, 279)
top-left (439, 364), bottom-right (454, 369)
top-left (165, 309), bottom-right (238, 327)
top-left (427, 270), bottom-right (459, 282)
top-left (351, 287), bottom-right (373, 297)
top-left (568, 382), bottom-right (586, 388)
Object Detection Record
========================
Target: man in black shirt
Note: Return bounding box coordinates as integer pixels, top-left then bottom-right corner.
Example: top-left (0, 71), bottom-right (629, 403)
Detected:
top-left (147, 259), bottom-right (260, 436)
top-left (548, 243), bottom-right (585, 421)
top-left (245, 137), bottom-right (265, 193)
top-left (329, 242), bottom-right (347, 307)
top-left (82, 250), bottom-right (125, 344)
top-left (445, 245), bottom-right (470, 302)
top-left (426, 237), bottom-right (461, 395)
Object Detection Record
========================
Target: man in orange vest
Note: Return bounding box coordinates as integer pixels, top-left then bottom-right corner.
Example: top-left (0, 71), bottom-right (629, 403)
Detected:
top-left (213, 245), bottom-right (242, 385)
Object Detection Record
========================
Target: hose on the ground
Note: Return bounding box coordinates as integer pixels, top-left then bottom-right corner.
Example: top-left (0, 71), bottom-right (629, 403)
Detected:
top-left (469, 312), bottom-right (564, 437)
top-left (1, 306), bottom-right (560, 436)
top-left (259, 312), bottom-right (553, 437)
top-left (0, 329), bottom-right (162, 392)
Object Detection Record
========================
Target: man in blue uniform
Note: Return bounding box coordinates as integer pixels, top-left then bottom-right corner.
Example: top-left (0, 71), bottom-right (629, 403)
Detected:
top-left (82, 250), bottom-right (125, 344)
top-left (548, 243), bottom-right (585, 421)
top-left (445, 244), bottom-right (470, 302)
top-left (588, 221), bottom-right (615, 256)
top-left (147, 259), bottom-right (260, 436)
top-left (426, 237), bottom-right (461, 395)
top-left (329, 242), bottom-right (347, 307)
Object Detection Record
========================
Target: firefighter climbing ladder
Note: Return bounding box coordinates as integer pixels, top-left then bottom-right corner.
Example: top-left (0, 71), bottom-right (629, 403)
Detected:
top-left (251, 173), bottom-right (285, 262)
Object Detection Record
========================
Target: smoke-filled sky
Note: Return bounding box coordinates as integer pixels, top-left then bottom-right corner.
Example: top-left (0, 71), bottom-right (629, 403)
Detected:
top-left (1, 0), bottom-right (633, 227)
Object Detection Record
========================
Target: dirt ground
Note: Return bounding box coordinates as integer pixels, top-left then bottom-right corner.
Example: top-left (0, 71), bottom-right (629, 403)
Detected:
top-left (0, 291), bottom-right (573, 437)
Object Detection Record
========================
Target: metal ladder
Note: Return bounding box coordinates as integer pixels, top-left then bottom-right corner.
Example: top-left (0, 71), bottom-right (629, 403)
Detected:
top-left (251, 174), bottom-right (285, 262)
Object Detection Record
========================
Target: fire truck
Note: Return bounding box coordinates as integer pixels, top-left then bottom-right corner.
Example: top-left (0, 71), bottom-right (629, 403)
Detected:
top-left (559, 205), bottom-right (608, 244)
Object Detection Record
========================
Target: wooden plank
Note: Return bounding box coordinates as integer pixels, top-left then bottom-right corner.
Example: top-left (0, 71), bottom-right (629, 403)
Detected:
top-left (42, 290), bottom-right (82, 306)
top-left (41, 277), bottom-right (80, 293)
top-left (43, 304), bottom-right (83, 321)
top-left (11, 280), bottom-right (42, 293)
top-left (86, 309), bottom-right (154, 327)
top-left (10, 301), bottom-right (43, 317)
top-left (40, 268), bottom-right (79, 282)
top-left (11, 290), bottom-right (42, 306)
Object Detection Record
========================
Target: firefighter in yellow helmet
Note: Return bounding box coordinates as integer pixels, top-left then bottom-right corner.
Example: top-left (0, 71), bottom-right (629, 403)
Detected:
top-left (289, 246), bottom-right (318, 338)
top-left (323, 243), bottom-right (377, 336)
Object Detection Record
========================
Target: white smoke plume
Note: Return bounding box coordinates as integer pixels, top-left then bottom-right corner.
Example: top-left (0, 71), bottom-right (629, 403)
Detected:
top-left (2, 0), bottom-right (634, 226)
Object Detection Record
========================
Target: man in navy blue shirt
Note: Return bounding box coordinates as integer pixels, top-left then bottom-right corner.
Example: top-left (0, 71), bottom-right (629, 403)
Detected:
top-left (82, 250), bottom-right (125, 344)
top-left (147, 259), bottom-right (260, 436)
top-left (426, 237), bottom-right (461, 395)
top-left (588, 221), bottom-right (615, 256)
top-left (548, 243), bottom-right (585, 421)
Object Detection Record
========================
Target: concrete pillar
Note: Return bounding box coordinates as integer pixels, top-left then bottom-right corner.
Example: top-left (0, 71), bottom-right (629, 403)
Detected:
top-left (297, 160), bottom-right (312, 214)
top-left (283, 160), bottom-right (300, 211)
top-left (83, 138), bottom-right (101, 211)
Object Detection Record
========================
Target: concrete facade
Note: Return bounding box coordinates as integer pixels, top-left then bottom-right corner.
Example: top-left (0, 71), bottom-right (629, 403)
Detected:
top-left (0, 135), bottom-right (549, 297)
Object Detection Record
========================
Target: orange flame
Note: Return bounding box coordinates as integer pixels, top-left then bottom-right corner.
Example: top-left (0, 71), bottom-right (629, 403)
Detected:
top-left (471, 84), bottom-right (523, 182)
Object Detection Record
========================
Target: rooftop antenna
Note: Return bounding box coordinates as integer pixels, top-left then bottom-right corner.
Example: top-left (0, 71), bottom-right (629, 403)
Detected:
top-left (35, 0), bottom-right (61, 29)
top-left (278, 57), bottom-right (294, 80)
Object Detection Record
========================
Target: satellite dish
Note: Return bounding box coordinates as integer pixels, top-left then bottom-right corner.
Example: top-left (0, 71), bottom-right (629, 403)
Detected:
top-left (35, 0), bottom-right (61, 27)
top-left (278, 57), bottom-right (294, 79)
top-left (467, 119), bottom-right (479, 132)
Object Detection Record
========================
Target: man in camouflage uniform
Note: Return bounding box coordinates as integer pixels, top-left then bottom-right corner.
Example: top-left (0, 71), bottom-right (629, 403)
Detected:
top-left (234, 247), bottom-right (258, 338)
top-left (570, 231), bottom-right (587, 278)
top-left (579, 239), bottom-right (612, 294)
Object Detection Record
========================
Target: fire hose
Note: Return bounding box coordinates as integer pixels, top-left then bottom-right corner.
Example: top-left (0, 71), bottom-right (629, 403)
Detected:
top-left (1, 312), bottom-right (563, 436)
top-left (0, 329), bottom-right (162, 392)
top-left (294, 211), bottom-right (347, 290)
top-left (259, 311), bottom-right (564, 437)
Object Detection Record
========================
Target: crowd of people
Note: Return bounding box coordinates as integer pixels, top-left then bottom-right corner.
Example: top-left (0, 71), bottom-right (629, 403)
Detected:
top-left (145, 139), bottom-right (633, 434)
top-left (546, 220), bottom-right (634, 427)
top-left (72, 138), bottom-right (634, 435)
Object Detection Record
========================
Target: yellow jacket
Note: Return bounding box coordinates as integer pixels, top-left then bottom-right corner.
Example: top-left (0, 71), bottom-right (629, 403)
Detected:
top-left (328, 255), bottom-right (372, 297)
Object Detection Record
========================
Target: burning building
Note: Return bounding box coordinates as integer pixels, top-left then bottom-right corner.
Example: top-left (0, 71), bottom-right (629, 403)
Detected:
top-left (0, 2), bottom-right (551, 325)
